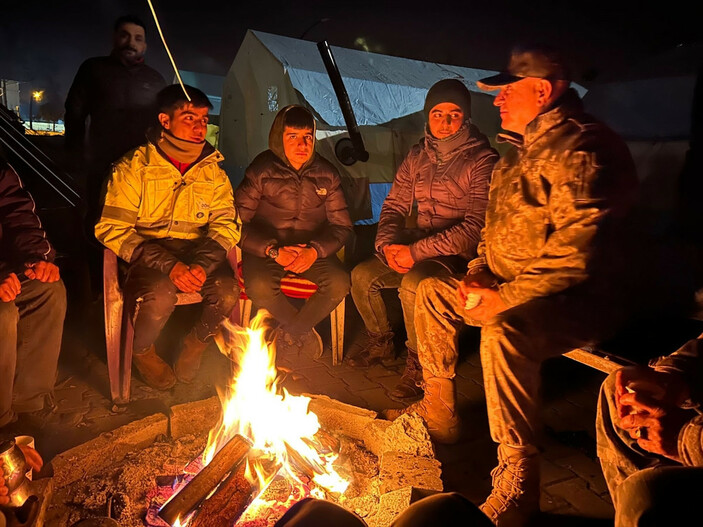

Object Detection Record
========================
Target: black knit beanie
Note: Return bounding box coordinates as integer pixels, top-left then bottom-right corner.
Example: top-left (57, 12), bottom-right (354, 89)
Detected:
top-left (423, 79), bottom-right (472, 121)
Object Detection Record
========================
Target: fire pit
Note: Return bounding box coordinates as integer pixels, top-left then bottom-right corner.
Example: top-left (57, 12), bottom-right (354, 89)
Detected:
top-left (44, 314), bottom-right (443, 526)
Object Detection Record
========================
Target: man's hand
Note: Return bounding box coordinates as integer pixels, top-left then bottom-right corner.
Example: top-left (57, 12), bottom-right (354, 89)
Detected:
top-left (272, 246), bottom-right (303, 268)
top-left (615, 366), bottom-right (692, 461)
top-left (18, 445), bottom-right (43, 473)
top-left (285, 246), bottom-right (318, 274)
top-left (462, 286), bottom-right (508, 321)
top-left (0, 273), bottom-right (21, 302)
top-left (169, 262), bottom-right (205, 293)
top-left (383, 244), bottom-right (412, 274)
top-left (0, 464), bottom-right (8, 505)
top-left (24, 261), bottom-right (61, 283)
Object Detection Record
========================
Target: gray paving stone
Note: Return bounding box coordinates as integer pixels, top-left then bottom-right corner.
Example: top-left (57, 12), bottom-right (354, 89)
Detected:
top-left (543, 477), bottom-right (614, 518)
top-left (552, 453), bottom-right (610, 496)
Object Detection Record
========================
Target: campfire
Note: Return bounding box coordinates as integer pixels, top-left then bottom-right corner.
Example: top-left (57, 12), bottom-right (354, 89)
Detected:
top-left (45, 313), bottom-right (443, 527)
top-left (157, 312), bottom-right (351, 526)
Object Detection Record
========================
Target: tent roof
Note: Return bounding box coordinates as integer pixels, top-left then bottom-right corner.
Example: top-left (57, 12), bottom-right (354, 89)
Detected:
top-left (251, 30), bottom-right (586, 127)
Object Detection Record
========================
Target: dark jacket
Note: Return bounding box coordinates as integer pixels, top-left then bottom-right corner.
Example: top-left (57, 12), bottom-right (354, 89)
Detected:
top-left (64, 54), bottom-right (166, 170)
top-left (468, 89), bottom-right (638, 307)
top-left (0, 160), bottom-right (55, 277)
top-left (234, 106), bottom-right (352, 259)
top-left (375, 124), bottom-right (498, 261)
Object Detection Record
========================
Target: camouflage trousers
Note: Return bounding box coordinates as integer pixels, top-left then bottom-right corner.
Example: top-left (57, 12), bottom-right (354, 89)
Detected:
top-left (596, 372), bottom-right (703, 526)
top-left (415, 275), bottom-right (630, 447)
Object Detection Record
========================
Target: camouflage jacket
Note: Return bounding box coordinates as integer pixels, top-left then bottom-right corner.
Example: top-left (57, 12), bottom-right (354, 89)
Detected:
top-left (650, 336), bottom-right (703, 466)
top-left (468, 89), bottom-right (637, 307)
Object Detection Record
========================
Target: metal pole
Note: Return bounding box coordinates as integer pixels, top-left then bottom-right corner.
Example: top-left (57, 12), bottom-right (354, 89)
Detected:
top-left (316, 40), bottom-right (369, 163)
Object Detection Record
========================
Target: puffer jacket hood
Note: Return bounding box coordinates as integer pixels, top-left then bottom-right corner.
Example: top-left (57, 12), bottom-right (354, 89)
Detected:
top-left (268, 105), bottom-right (317, 172)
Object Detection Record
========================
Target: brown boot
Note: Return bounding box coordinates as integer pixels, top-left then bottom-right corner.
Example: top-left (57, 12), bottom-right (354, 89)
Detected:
top-left (133, 345), bottom-right (176, 390)
top-left (383, 372), bottom-right (460, 444)
top-left (346, 331), bottom-right (395, 367)
top-left (174, 329), bottom-right (210, 383)
top-left (388, 348), bottom-right (424, 402)
top-left (479, 444), bottom-right (540, 526)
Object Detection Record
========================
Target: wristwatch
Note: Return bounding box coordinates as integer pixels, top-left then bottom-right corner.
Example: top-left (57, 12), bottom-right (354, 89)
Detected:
top-left (267, 246), bottom-right (279, 259)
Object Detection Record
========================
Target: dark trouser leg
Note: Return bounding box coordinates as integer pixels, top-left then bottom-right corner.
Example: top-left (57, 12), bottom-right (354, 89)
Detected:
top-left (398, 257), bottom-right (465, 352)
top-left (275, 497), bottom-right (366, 527)
top-left (242, 253), bottom-right (297, 327)
top-left (192, 264), bottom-right (239, 341)
top-left (596, 372), bottom-right (683, 506)
top-left (0, 296), bottom-right (19, 427)
top-left (614, 466), bottom-right (703, 527)
top-left (350, 256), bottom-right (401, 335)
top-left (0, 279), bottom-right (67, 425)
top-left (287, 256), bottom-right (350, 335)
top-left (123, 266), bottom-right (178, 353)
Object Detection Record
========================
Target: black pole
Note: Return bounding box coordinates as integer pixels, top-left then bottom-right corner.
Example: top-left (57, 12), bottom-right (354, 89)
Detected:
top-left (316, 40), bottom-right (369, 163)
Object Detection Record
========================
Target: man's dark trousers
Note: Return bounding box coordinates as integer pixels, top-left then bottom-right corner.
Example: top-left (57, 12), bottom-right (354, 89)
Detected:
top-left (241, 253), bottom-right (350, 335)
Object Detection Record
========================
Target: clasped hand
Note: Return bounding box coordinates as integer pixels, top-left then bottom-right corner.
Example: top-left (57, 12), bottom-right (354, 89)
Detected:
top-left (383, 244), bottom-right (414, 274)
top-left (169, 262), bottom-right (207, 293)
top-left (615, 366), bottom-right (692, 461)
top-left (273, 245), bottom-right (318, 274)
top-left (0, 261), bottom-right (61, 302)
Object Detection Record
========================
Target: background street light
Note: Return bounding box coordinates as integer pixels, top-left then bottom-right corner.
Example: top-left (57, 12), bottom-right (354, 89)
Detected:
top-left (29, 89), bottom-right (43, 130)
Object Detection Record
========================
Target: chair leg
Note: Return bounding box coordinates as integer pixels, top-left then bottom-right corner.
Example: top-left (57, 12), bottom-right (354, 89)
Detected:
top-left (330, 298), bottom-right (345, 366)
top-left (104, 292), bottom-right (123, 404)
top-left (120, 310), bottom-right (134, 404)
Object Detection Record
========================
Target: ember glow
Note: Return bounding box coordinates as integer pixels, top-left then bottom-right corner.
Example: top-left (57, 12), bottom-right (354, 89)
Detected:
top-left (169, 310), bottom-right (349, 525)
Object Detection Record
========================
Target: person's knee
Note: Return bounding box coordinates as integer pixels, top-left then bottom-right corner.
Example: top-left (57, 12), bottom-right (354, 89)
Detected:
top-left (275, 498), bottom-right (366, 527)
top-left (399, 267), bottom-right (429, 295)
top-left (614, 467), bottom-right (703, 527)
top-left (243, 272), bottom-right (279, 301)
top-left (41, 279), bottom-right (67, 312)
top-left (137, 277), bottom-right (178, 312)
top-left (317, 268), bottom-right (351, 300)
top-left (392, 492), bottom-right (492, 527)
top-left (351, 259), bottom-right (382, 291)
top-left (205, 275), bottom-right (240, 312)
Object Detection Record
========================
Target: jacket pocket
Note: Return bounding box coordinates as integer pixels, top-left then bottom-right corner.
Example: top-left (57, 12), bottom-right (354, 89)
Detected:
top-left (144, 178), bottom-right (174, 219)
top-left (190, 182), bottom-right (214, 223)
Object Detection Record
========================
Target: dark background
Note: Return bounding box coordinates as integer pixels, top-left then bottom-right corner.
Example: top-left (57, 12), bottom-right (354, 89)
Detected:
top-left (2, 0), bottom-right (702, 119)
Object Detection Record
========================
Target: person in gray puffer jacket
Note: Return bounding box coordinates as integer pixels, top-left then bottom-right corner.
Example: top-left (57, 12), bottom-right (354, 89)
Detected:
top-left (235, 105), bottom-right (352, 358)
top-left (349, 79), bottom-right (498, 403)
top-left (596, 334), bottom-right (703, 527)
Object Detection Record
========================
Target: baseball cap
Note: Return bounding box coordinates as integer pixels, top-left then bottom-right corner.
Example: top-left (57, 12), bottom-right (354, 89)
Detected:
top-left (477, 44), bottom-right (571, 90)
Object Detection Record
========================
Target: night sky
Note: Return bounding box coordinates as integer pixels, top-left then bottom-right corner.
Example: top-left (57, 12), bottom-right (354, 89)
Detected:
top-left (1, 0), bottom-right (701, 117)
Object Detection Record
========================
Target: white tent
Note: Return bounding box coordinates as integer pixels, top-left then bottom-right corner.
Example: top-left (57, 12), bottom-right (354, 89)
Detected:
top-left (219, 30), bottom-right (507, 223)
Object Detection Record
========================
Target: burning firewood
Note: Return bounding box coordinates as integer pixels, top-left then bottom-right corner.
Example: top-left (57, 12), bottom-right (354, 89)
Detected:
top-left (158, 434), bottom-right (251, 526)
top-left (190, 455), bottom-right (281, 527)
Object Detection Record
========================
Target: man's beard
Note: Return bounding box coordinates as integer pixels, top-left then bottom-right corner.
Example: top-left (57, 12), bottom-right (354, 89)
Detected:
top-left (119, 47), bottom-right (144, 65)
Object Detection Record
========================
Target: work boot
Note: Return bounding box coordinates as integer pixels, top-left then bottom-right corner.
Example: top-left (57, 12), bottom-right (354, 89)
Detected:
top-left (388, 348), bottom-right (424, 402)
top-left (346, 331), bottom-right (394, 367)
top-left (133, 345), bottom-right (176, 390)
top-left (479, 444), bottom-right (540, 526)
top-left (174, 328), bottom-right (210, 383)
top-left (383, 372), bottom-right (460, 444)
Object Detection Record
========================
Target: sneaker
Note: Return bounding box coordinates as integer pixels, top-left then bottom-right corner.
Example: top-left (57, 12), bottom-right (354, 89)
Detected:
top-left (346, 331), bottom-right (395, 367)
top-left (479, 445), bottom-right (540, 526)
top-left (295, 329), bottom-right (324, 359)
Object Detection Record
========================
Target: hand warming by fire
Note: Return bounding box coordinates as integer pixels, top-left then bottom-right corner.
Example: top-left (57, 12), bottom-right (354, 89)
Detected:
top-left (159, 311), bottom-right (349, 527)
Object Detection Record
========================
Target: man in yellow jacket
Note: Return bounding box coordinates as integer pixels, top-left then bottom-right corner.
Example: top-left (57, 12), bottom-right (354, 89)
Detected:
top-left (95, 84), bottom-right (240, 390)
